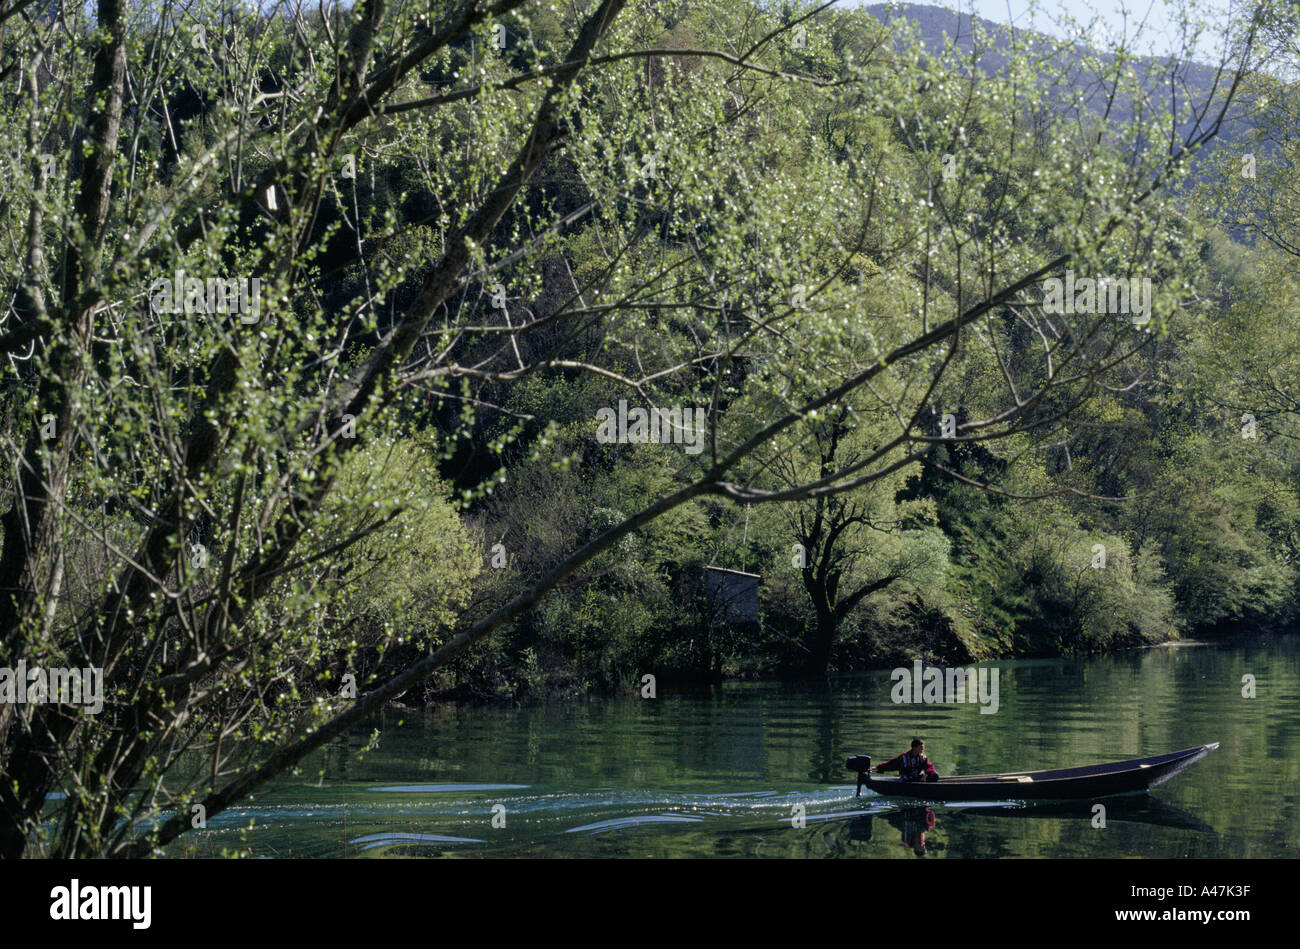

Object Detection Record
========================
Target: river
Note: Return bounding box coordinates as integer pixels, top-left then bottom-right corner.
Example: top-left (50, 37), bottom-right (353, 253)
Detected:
top-left (170, 634), bottom-right (1299, 857)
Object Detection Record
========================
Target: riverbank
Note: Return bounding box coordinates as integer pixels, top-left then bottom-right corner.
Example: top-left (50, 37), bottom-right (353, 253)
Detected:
top-left (404, 614), bottom-right (1296, 707)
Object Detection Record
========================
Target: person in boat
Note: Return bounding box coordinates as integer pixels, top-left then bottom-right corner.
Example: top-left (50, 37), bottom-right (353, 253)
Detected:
top-left (873, 738), bottom-right (940, 782)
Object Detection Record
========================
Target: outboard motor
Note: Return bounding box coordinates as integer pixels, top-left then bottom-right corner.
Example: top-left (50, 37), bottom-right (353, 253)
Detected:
top-left (846, 755), bottom-right (872, 796)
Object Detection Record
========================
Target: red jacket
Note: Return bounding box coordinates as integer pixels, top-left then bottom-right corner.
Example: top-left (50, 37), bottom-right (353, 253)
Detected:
top-left (875, 751), bottom-right (938, 781)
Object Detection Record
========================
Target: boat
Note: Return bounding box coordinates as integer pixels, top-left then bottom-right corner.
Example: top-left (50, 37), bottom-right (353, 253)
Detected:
top-left (845, 744), bottom-right (1219, 800)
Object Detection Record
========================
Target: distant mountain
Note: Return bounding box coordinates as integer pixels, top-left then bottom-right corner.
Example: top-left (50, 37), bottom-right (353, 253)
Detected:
top-left (862, 3), bottom-right (1255, 149)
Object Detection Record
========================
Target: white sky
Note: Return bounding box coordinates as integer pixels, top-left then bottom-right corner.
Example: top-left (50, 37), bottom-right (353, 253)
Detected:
top-left (851, 0), bottom-right (1246, 61)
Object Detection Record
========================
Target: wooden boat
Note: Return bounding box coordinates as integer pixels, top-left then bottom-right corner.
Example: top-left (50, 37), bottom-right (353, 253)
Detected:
top-left (845, 744), bottom-right (1219, 800)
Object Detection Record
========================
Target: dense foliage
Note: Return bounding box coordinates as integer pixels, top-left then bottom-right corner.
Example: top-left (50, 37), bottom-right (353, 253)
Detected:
top-left (0, 0), bottom-right (1294, 856)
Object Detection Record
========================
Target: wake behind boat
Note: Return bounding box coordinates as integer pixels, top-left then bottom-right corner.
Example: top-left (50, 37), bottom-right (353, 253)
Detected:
top-left (845, 744), bottom-right (1219, 800)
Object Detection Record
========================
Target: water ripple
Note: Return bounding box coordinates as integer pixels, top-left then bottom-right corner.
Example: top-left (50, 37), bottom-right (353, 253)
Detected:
top-left (566, 815), bottom-right (703, 834)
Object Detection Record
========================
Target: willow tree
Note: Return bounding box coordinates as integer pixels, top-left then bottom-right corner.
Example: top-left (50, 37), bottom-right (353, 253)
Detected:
top-left (0, 0), bottom-right (1264, 857)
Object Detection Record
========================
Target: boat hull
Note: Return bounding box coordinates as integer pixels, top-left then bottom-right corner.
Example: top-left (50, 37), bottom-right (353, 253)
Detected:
top-left (846, 744), bottom-right (1219, 801)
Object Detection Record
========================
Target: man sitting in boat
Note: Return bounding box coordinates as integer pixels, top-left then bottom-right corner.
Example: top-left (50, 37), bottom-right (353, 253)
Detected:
top-left (873, 738), bottom-right (940, 782)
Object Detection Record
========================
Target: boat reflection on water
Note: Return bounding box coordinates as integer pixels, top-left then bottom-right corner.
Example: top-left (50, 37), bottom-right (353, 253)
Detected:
top-left (845, 806), bottom-right (941, 856)
top-left (896, 807), bottom-right (938, 856)
top-left (941, 796), bottom-right (1217, 833)
top-left (842, 796), bottom-right (1215, 855)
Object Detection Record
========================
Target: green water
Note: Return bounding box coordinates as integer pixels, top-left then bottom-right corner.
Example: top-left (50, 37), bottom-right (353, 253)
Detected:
top-left (173, 636), bottom-right (1299, 858)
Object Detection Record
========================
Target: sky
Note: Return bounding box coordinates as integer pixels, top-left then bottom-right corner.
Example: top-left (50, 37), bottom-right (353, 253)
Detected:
top-left (852, 0), bottom-right (1246, 61)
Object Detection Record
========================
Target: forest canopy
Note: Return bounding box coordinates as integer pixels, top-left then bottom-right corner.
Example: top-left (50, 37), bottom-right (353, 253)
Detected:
top-left (0, 0), bottom-right (1296, 856)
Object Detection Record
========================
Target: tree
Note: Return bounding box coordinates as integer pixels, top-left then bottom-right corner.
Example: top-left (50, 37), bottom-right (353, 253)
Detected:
top-left (765, 403), bottom-right (942, 675)
top-left (0, 0), bottom-right (1263, 856)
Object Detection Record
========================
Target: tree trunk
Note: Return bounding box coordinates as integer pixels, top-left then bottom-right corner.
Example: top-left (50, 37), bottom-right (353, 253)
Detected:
top-left (806, 603), bottom-right (837, 677)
